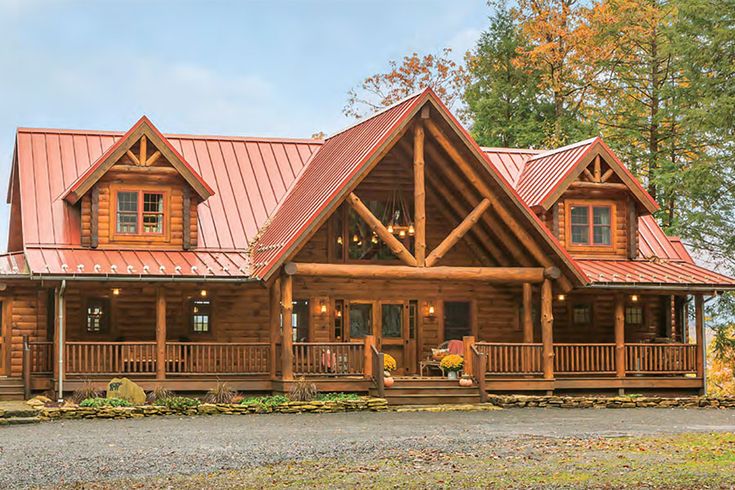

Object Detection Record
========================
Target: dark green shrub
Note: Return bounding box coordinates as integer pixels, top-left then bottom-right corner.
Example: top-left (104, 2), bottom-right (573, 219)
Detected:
top-left (154, 396), bottom-right (201, 410)
top-left (79, 397), bottom-right (132, 408)
top-left (240, 394), bottom-right (289, 409)
top-left (316, 392), bottom-right (360, 402)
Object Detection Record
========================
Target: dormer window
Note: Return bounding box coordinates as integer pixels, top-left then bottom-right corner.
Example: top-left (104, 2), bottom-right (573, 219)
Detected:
top-left (113, 187), bottom-right (167, 237)
top-left (568, 201), bottom-right (613, 247)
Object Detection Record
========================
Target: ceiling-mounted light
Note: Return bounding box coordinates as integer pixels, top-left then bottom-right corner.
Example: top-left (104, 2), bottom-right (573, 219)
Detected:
top-left (408, 224), bottom-right (415, 236)
top-left (112, 288), bottom-right (121, 296)
top-left (630, 294), bottom-right (639, 303)
top-left (200, 289), bottom-right (208, 298)
top-left (352, 233), bottom-right (360, 243)
top-left (336, 235), bottom-right (343, 245)
top-left (557, 294), bottom-right (566, 302)
top-left (387, 224), bottom-right (394, 234)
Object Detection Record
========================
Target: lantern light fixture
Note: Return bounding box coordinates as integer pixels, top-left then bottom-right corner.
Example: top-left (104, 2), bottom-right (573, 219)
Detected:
top-left (112, 288), bottom-right (121, 296)
top-left (630, 294), bottom-right (639, 303)
top-left (427, 302), bottom-right (436, 317)
top-left (200, 289), bottom-right (208, 298)
top-left (557, 294), bottom-right (566, 302)
top-left (320, 301), bottom-right (327, 314)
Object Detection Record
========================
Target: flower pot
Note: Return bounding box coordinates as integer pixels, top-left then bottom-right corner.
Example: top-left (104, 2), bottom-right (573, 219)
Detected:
top-left (459, 376), bottom-right (473, 387)
top-left (447, 371), bottom-right (458, 380)
top-left (384, 376), bottom-right (395, 388)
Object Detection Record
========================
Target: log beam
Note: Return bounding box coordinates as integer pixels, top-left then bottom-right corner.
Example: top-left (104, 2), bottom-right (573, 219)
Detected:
top-left (139, 135), bottom-right (147, 167)
top-left (568, 181), bottom-right (628, 192)
top-left (284, 262), bottom-right (546, 283)
top-left (425, 198), bottom-right (491, 267)
top-left (146, 150), bottom-right (162, 167)
top-left (269, 277), bottom-right (281, 380)
top-left (346, 192), bottom-right (417, 267)
top-left (540, 279), bottom-right (554, 380)
top-left (155, 288), bottom-right (166, 380)
top-left (414, 123), bottom-right (426, 266)
top-left (281, 274), bottom-right (294, 381)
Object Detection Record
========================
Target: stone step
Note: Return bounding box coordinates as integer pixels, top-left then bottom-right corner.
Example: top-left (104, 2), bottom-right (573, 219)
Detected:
top-left (1, 408), bottom-right (38, 418)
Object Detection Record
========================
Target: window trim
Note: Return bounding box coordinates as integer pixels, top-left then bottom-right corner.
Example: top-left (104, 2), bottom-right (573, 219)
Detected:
top-left (565, 200), bottom-right (616, 251)
top-left (110, 185), bottom-right (170, 243)
top-left (85, 297), bottom-right (110, 334)
top-left (189, 298), bottom-right (212, 335)
top-left (625, 304), bottom-right (644, 325)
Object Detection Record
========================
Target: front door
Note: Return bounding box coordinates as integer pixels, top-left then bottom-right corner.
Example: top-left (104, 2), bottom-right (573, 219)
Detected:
top-left (344, 300), bottom-right (416, 375)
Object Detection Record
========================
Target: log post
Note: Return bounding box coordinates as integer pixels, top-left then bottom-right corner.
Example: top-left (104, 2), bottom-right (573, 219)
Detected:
top-left (269, 277), bottom-right (281, 379)
top-left (614, 293), bottom-right (626, 379)
top-left (463, 336), bottom-right (475, 376)
top-left (155, 288), bottom-right (166, 380)
top-left (281, 274), bottom-right (294, 381)
top-left (414, 123), bottom-right (426, 266)
top-left (540, 279), bottom-right (554, 380)
top-left (22, 335), bottom-right (31, 400)
top-left (364, 335), bottom-right (375, 379)
top-left (522, 283), bottom-right (533, 343)
top-left (695, 294), bottom-right (705, 380)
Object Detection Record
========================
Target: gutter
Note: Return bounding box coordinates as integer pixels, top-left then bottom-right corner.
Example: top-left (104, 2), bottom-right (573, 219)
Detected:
top-left (585, 283), bottom-right (735, 293)
top-left (27, 273), bottom-right (259, 284)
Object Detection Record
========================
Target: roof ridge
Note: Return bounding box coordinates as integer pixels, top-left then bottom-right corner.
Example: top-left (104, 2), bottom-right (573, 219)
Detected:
top-left (327, 89), bottom-right (427, 140)
top-left (17, 127), bottom-right (324, 144)
top-left (527, 137), bottom-right (599, 162)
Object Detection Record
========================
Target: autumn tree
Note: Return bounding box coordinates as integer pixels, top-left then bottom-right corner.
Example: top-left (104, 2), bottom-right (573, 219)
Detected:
top-left (511, 0), bottom-right (618, 146)
top-left (464, 3), bottom-right (552, 148)
top-left (343, 48), bottom-right (469, 119)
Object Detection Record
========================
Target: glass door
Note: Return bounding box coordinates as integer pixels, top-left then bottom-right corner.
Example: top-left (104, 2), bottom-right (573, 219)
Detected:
top-left (379, 301), bottom-right (413, 375)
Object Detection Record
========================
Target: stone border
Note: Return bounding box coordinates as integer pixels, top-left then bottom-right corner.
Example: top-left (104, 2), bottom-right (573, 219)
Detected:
top-left (37, 397), bottom-right (389, 420)
top-left (486, 395), bottom-right (735, 409)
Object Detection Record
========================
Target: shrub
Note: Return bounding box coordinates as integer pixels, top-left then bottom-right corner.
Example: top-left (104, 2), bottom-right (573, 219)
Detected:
top-left (146, 385), bottom-right (173, 404)
top-left (71, 381), bottom-right (102, 405)
top-left (240, 395), bottom-right (289, 409)
top-left (316, 392), bottom-right (360, 402)
top-left (205, 381), bottom-right (238, 404)
top-left (289, 377), bottom-right (317, 402)
top-left (383, 354), bottom-right (397, 373)
top-left (154, 396), bottom-right (201, 410)
top-left (440, 354), bottom-right (463, 372)
top-left (79, 397), bottom-right (132, 408)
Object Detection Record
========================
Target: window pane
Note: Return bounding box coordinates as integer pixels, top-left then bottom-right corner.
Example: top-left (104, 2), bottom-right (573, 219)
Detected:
top-left (117, 192), bottom-right (138, 212)
top-left (571, 225), bottom-right (589, 244)
top-left (593, 225), bottom-right (611, 245)
top-left (625, 306), bottom-right (643, 324)
top-left (143, 193), bottom-right (163, 212)
top-left (593, 207), bottom-right (610, 225)
top-left (570, 206), bottom-right (589, 225)
top-left (573, 305), bottom-right (591, 324)
top-left (292, 300), bottom-right (309, 342)
top-left (142, 193), bottom-right (164, 233)
top-left (444, 301), bottom-right (471, 340)
top-left (191, 299), bottom-right (211, 332)
top-left (117, 192), bottom-right (138, 233)
top-left (86, 299), bottom-right (108, 332)
top-left (349, 303), bottom-right (372, 338)
top-left (381, 304), bottom-right (403, 338)
top-left (143, 214), bottom-right (163, 233)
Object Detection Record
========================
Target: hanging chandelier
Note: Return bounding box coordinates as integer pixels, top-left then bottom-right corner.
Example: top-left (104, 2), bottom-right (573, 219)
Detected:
top-left (382, 189), bottom-right (415, 238)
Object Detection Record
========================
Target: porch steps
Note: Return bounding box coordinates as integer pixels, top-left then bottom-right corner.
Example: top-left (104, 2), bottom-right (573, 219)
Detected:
top-left (371, 378), bottom-right (480, 405)
top-left (0, 378), bottom-right (25, 401)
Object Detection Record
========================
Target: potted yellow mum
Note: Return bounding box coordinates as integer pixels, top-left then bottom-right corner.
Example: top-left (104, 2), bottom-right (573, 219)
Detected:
top-left (383, 353), bottom-right (397, 388)
top-left (440, 354), bottom-right (463, 380)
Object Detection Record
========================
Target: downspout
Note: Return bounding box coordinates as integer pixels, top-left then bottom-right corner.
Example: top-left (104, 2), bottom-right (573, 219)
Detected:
top-left (57, 280), bottom-right (66, 402)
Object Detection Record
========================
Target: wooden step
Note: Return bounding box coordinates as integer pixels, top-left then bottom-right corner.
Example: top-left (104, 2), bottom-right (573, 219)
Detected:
top-left (372, 378), bottom-right (482, 405)
top-left (372, 392), bottom-right (481, 405)
top-left (0, 378), bottom-right (25, 401)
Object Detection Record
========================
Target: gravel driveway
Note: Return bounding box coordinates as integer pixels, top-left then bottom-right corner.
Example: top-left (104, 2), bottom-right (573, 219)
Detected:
top-left (2, 408), bottom-right (735, 489)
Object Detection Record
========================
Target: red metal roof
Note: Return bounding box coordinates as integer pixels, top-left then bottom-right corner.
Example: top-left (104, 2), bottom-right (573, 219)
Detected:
top-left (516, 138), bottom-right (599, 208)
top-left (578, 259), bottom-right (735, 289)
top-left (22, 247), bottom-right (250, 279)
top-left (480, 147), bottom-right (542, 187)
top-left (0, 252), bottom-right (27, 277)
top-left (250, 91), bottom-right (428, 279)
top-left (13, 127), bottom-right (322, 250)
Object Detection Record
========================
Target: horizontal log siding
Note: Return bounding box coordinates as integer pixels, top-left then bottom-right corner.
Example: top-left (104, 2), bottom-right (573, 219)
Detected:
top-left (3, 287), bottom-right (50, 377)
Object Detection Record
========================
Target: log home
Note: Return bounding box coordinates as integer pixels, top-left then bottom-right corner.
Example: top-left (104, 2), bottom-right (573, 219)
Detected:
top-left (1, 88), bottom-right (732, 402)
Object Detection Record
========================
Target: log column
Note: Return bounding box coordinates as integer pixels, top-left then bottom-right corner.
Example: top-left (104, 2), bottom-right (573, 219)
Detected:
top-left (522, 283), bottom-right (533, 343)
top-left (540, 279), bottom-right (554, 381)
top-left (414, 123), bottom-right (426, 266)
top-left (281, 274), bottom-right (294, 381)
top-left (614, 293), bottom-right (626, 380)
top-left (695, 294), bottom-right (705, 380)
top-left (364, 335), bottom-right (375, 379)
top-left (155, 288), bottom-right (166, 380)
top-left (269, 277), bottom-right (281, 379)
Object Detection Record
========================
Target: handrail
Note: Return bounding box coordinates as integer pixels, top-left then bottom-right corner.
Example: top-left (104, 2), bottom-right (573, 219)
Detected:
top-left (471, 345), bottom-right (487, 403)
top-left (371, 345), bottom-right (384, 397)
top-left (292, 342), bottom-right (364, 376)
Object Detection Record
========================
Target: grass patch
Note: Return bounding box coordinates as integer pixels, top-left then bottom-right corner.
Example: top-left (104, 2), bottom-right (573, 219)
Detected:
top-left (153, 396), bottom-right (201, 410)
top-left (78, 397), bottom-right (131, 408)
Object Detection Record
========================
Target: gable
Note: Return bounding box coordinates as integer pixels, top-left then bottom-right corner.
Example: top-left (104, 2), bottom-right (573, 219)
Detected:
top-left (516, 138), bottom-right (659, 214)
top-left (251, 88), bottom-right (588, 288)
top-left (63, 116), bottom-right (214, 205)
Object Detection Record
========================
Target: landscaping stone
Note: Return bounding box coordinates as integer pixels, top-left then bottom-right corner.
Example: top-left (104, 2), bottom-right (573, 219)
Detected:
top-left (106, 377), bottom-right (146, 405)
top-left (485, 395), bottom-right (735, 409)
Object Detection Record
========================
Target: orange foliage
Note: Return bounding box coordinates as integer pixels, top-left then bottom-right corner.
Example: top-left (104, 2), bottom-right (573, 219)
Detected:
top-left (344, 48), bottom-right (469, 119)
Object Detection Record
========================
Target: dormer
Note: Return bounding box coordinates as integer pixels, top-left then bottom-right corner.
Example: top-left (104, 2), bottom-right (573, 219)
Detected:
top-left (62, 117), bottom-right (214, 250)
top-left (516, 137), bottom-right (659, 259)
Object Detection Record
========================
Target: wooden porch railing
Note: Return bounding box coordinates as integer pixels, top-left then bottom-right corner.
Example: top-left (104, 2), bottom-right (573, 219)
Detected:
top-left (626, 343), bottom-right (697, 374)
top-left (28, 340), bottom-right (54, 375)
top-left (554, 343), bottom-right (616, 375)
top-left (474, 342), bottom-right (543, 375)
top-left (372, 345), bottom-right (384, 397)
top-left (293, 342), bottom-right (365, 376)
top-left (65, 341), bottom-right (157, 375)
top-left (166, 342), bottom-right (270, 375)
top-left (471, 345), bottom-right (488, 402)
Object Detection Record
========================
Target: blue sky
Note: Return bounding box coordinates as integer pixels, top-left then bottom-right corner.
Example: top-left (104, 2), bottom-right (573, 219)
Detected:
top-left (0, 0), bottom-right (490, 250)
